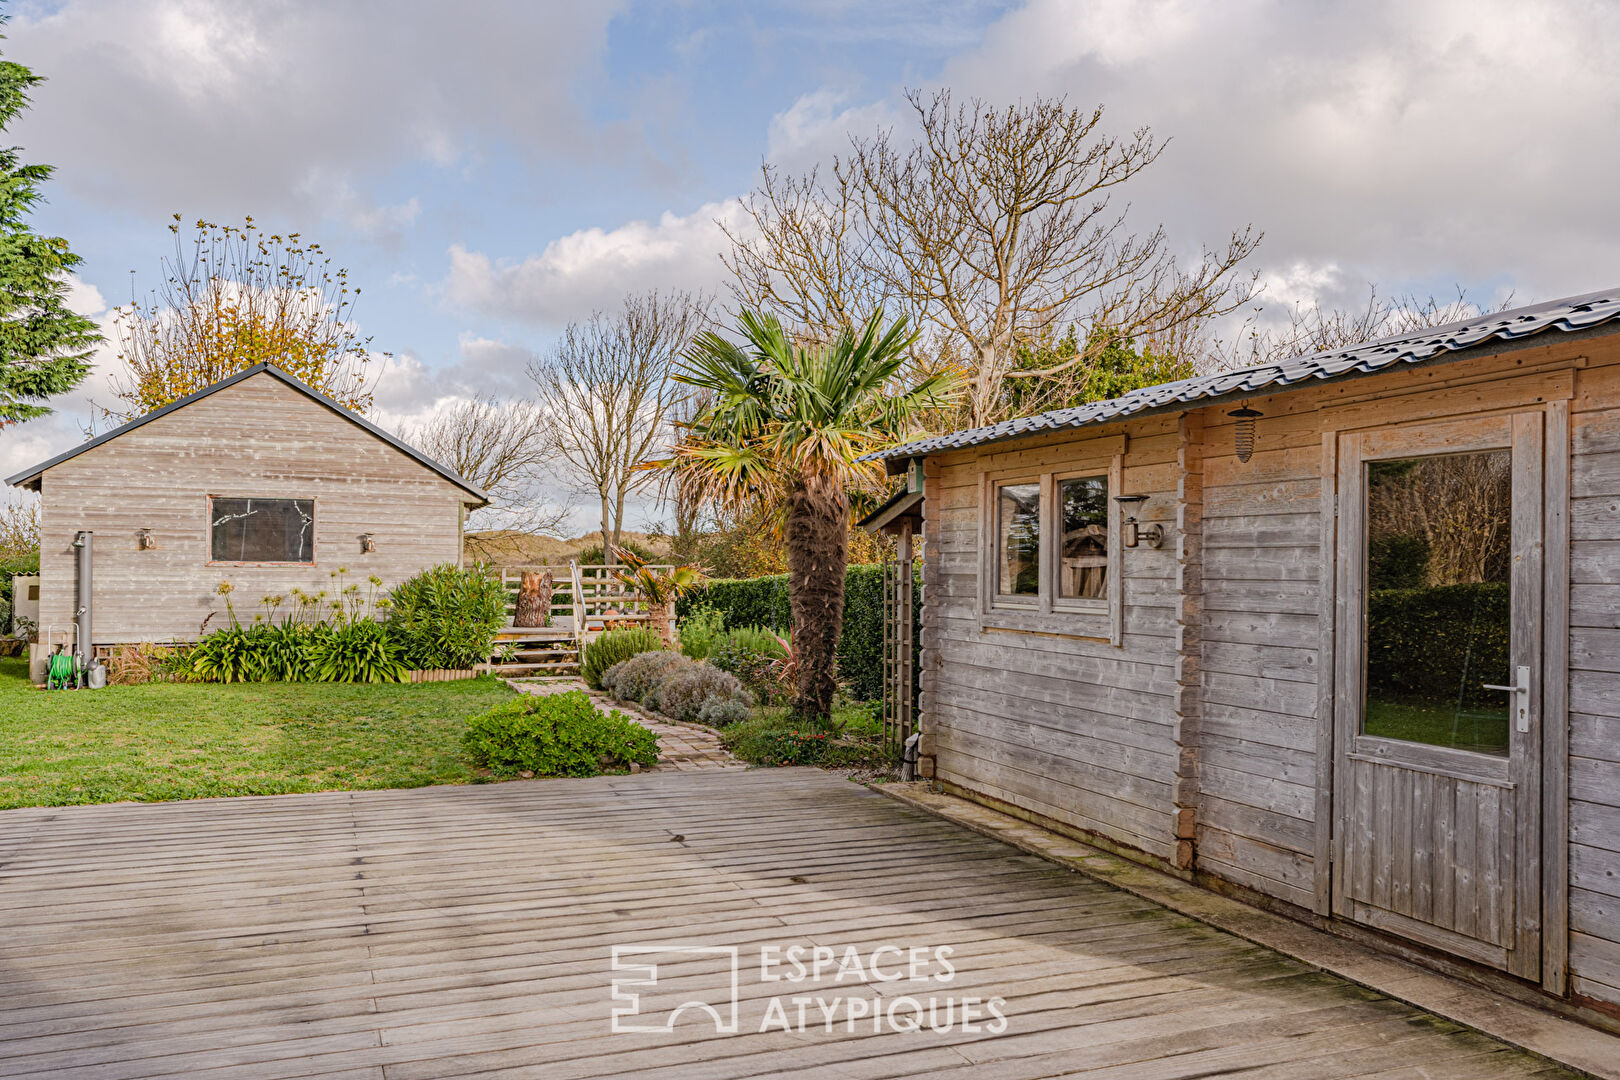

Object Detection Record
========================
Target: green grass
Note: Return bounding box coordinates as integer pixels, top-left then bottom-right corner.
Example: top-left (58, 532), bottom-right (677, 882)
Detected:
top-left (722, 698), bottom-right (896, 770)
top-left (1363, 696), bottom-right (1509, 755)
top-left (0, 657), bottom-right (516, 809)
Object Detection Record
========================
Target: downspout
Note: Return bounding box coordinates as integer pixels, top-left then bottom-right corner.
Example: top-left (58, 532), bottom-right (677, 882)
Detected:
top-left (72, 531), bottom-right (92, 686)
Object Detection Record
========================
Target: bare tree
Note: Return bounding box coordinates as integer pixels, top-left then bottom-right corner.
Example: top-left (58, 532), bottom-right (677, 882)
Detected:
top-left (725, 90), bottom-right (1260, 424)
top-left (399, 395), bottom-right (563, 535)
top-left (529, 290), bottom-right (710, 564)
top-left (108, 216), bottom-right (379, 423)
top-left (1220, 285), bottom-right (1517, 369)
top-left (0, 497), bottom-right (39, 560)
top-left (846, 90), bottom-right (1259, 424)
top-left (723, 164), bottom-right (897, 339)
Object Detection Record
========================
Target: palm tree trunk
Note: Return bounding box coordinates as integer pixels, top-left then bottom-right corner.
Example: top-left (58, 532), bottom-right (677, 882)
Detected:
top-left (786, 470), bottom-right (849, 722)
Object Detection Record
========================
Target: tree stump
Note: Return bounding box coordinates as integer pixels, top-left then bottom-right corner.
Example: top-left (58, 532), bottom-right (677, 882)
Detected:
top-left (513, 570), bottom-right (553, 627)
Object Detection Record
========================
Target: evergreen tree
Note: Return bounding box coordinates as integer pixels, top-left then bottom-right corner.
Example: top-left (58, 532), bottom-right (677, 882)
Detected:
top-left (0, 27), bottom-right (100, 428)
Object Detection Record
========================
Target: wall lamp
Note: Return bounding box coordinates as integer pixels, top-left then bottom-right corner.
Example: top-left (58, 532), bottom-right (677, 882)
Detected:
top-left (359, 533), bottom-right (377, 554)
top-left (136, 529), bottom-right (157, 551)
top-left (1114, 494), bottom-right (1164, 549)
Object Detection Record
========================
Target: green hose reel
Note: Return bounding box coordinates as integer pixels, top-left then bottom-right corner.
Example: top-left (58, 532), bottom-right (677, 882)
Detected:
top-left (46, 651), bottom-right (77, 690)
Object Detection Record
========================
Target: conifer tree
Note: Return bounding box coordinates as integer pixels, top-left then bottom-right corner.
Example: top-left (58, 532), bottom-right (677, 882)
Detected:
top-left (0, 24), bottom-right (100, 428)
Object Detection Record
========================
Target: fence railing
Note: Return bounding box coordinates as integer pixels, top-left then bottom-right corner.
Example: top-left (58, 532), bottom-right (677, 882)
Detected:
top-left (491, 563), bottom-right (675, 646)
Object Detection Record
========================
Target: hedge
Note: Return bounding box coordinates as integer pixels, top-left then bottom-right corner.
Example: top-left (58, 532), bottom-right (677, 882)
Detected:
top-left (1366, 581), bottom-right (1508, 710)
top-left (677, 562), bottom-right (919, 703)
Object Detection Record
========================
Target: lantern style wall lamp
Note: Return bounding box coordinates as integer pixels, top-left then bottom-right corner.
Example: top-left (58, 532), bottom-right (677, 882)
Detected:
top-left (1114, 494), bottom-right (1163, 549)
top-left (136, 529), bottom-right (157, 551)
top-left (1228, 404), bottom-right (1263, 463)
top-left (359, 533), bottom-right (377, 554)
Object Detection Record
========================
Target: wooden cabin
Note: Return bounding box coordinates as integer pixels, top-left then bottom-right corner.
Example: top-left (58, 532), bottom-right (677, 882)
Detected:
top-left (868, 288), bottom-right (1620, 1023)
top-left (5, 363), bottom-right (488, 677)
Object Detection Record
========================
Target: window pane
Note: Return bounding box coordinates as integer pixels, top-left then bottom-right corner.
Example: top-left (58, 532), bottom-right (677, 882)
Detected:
top-left (996, 482), bottom-right (1040, 596)
top-left (211, 498), bottom-right (315, 563)
top-left (1362, 452), bottom-right (1511, 755)
top-left (1059, 475), bottom-right (1108, 600)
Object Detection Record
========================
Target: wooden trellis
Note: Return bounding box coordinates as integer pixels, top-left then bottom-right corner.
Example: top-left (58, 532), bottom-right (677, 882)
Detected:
top-left (881, 525), bottom-right (918, 754)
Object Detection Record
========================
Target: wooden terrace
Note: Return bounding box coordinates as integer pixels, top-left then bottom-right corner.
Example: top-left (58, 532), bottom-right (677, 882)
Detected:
top-left (0, 769), bottom-right (1589, 1079)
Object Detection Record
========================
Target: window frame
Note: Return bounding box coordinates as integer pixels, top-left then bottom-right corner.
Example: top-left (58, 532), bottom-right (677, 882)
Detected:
top-left (978, 443), bottom-right (1124, 642)
top-left (1051, 469), bottom-right (1112, 615)
top-left (206, 494), bottom-right (318, 567)
top-left (990, 477), bottom-right (1043, 607)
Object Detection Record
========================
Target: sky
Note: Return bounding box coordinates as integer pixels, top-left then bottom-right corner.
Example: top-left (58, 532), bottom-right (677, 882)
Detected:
top-left (3, 0), bottom-right (1618, 533)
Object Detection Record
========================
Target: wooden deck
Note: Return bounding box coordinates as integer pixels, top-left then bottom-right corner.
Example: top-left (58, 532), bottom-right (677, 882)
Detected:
top-left (0, 770), bottom-right (1579, 1079)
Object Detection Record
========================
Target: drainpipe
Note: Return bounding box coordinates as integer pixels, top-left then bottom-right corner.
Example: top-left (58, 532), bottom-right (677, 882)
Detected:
top-left (73, 531), bottom-right (92, 685)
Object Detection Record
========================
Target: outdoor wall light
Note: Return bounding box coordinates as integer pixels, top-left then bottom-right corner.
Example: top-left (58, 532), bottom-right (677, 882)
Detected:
top-left (359, 533), bottom-right (377, 554)
top-left (1228, 405), bottom-right (1263, 463)
top-left (1114, 494), bottom-right (1163, 549)
top-left (136, 529), bottom-right (156, 551)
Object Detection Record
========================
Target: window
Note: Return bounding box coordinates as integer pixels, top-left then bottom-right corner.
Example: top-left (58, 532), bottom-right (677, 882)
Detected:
top-left (1058, 475), bottom-right (1108, 603)
top-left (979, 443), bottom-right (1125, 640)
top-left (210, 498), bottom-right (314, 564)
top-left (996, 482), bottom-right (1041, 597)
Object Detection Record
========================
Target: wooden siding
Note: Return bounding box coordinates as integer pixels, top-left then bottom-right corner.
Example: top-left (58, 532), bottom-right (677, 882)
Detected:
top-left (1568, 349), bottom-right (1620, 1008)
top-left (34, 373), bottom-right (469, 645)
top-left (923, 415), bottom-right (1181, 861)
top-left (920, 334), bottom-right (1620, 1011)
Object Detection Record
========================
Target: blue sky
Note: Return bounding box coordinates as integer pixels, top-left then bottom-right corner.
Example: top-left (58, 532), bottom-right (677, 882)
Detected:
top-left (4, 0), bottom-right (1618, 531)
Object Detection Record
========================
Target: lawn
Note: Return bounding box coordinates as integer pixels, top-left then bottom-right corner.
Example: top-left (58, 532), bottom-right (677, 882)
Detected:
top-left (1363, 696), bottom-right (1509, 755)
top-left (0, 657), bottom-right (516, 809)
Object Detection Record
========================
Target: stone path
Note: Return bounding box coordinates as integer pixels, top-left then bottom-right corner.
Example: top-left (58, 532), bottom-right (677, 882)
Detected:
top-left (508, 677), bottom-right (743, 772)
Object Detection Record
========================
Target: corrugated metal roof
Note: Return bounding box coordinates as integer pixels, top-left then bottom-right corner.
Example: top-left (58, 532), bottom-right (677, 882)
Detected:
top-left (867, 286), bottom-right (1620, 463)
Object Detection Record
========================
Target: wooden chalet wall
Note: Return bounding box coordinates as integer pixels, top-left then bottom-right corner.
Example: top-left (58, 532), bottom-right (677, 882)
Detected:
top-left (34, 373), bottom-right (470, 645)
top-left (918, 334), bottom-right (1620, 1011)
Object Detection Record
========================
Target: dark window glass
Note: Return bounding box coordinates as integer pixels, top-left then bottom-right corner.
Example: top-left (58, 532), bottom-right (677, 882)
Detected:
top-left (996, 482), bottom-right (1040, 596)
top-left (211, 498), bottom-right (315, 563)
top-left (1059, 475), bottom-right (1108, 600)
top-left (1362, 452), bottom-right (1511, 755)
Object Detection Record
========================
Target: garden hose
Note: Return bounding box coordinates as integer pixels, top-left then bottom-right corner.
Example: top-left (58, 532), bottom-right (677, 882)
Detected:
top-left (47, 652), bottom-right (75, 690)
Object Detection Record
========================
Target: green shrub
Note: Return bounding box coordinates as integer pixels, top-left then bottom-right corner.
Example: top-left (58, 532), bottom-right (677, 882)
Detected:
top-left (1370, 533), bottom-right (1431, 590)
top-left (581, 626), bottom-right (664, 690)
top-left (462, 690), bottom-right (659, 777)
top-left (306, 619), bottom-right (408, 683)
top-left (602, 650), bottom-right (690, 704)
top-left (577, 539), bottom-right (654, 565)
top-left (676, 604), bottom-right (726, 660)
top-left (696, 698), bottom-right (752, 726)
top-left (1367, 582), bottom-right (1508, 709)
top-left (704, 627), bottom-right (786, 702)
top-left (191, 626), bottom-right (259, 683)
top-left (652, 663), bottom-right (752, 723)
top-left (388, 563), bottom-right (507, 670)
top-left (678, 574), bottom-right (791, 632)
top-left (256, 623), bottom-right (315, 681)
top-left (677, 562), bottom-right (916, 702)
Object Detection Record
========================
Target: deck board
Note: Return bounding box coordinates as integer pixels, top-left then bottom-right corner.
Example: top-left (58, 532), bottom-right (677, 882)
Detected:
top-left (0, 770), bottom-right (1574, 1079)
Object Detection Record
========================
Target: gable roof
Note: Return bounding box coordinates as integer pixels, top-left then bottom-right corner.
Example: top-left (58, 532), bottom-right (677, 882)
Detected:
top-left (5, 363), bottom-right (490, 504)
top-left (867, 286), bottom-right (1620, 467)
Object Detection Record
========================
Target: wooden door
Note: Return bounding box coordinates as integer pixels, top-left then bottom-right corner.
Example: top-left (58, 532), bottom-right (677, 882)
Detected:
top-left (1332, 413), bottom-right (1543, 979)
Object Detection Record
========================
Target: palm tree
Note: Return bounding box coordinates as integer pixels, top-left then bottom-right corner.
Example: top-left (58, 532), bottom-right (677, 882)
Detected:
top-left (663, 310), bottom-right (958, 722)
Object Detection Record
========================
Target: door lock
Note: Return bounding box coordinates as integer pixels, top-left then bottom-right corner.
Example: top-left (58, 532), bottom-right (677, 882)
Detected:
top-left (1482, 665), bottom-right (1532, 733)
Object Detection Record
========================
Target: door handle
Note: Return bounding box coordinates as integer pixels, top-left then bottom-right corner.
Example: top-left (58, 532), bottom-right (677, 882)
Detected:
top-left (1482, 665), bottom-right (1532, 733)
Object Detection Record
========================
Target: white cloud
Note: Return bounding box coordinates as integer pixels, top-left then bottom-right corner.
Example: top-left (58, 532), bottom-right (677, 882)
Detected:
top-left (928, 0), bottom-right (1620, 302)
top-left (9, 0), bottom-right (623, 224)
top-left (443, 200), bottom-right (749, 327)
top-left (765, 89), bottom-right (896, 169)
